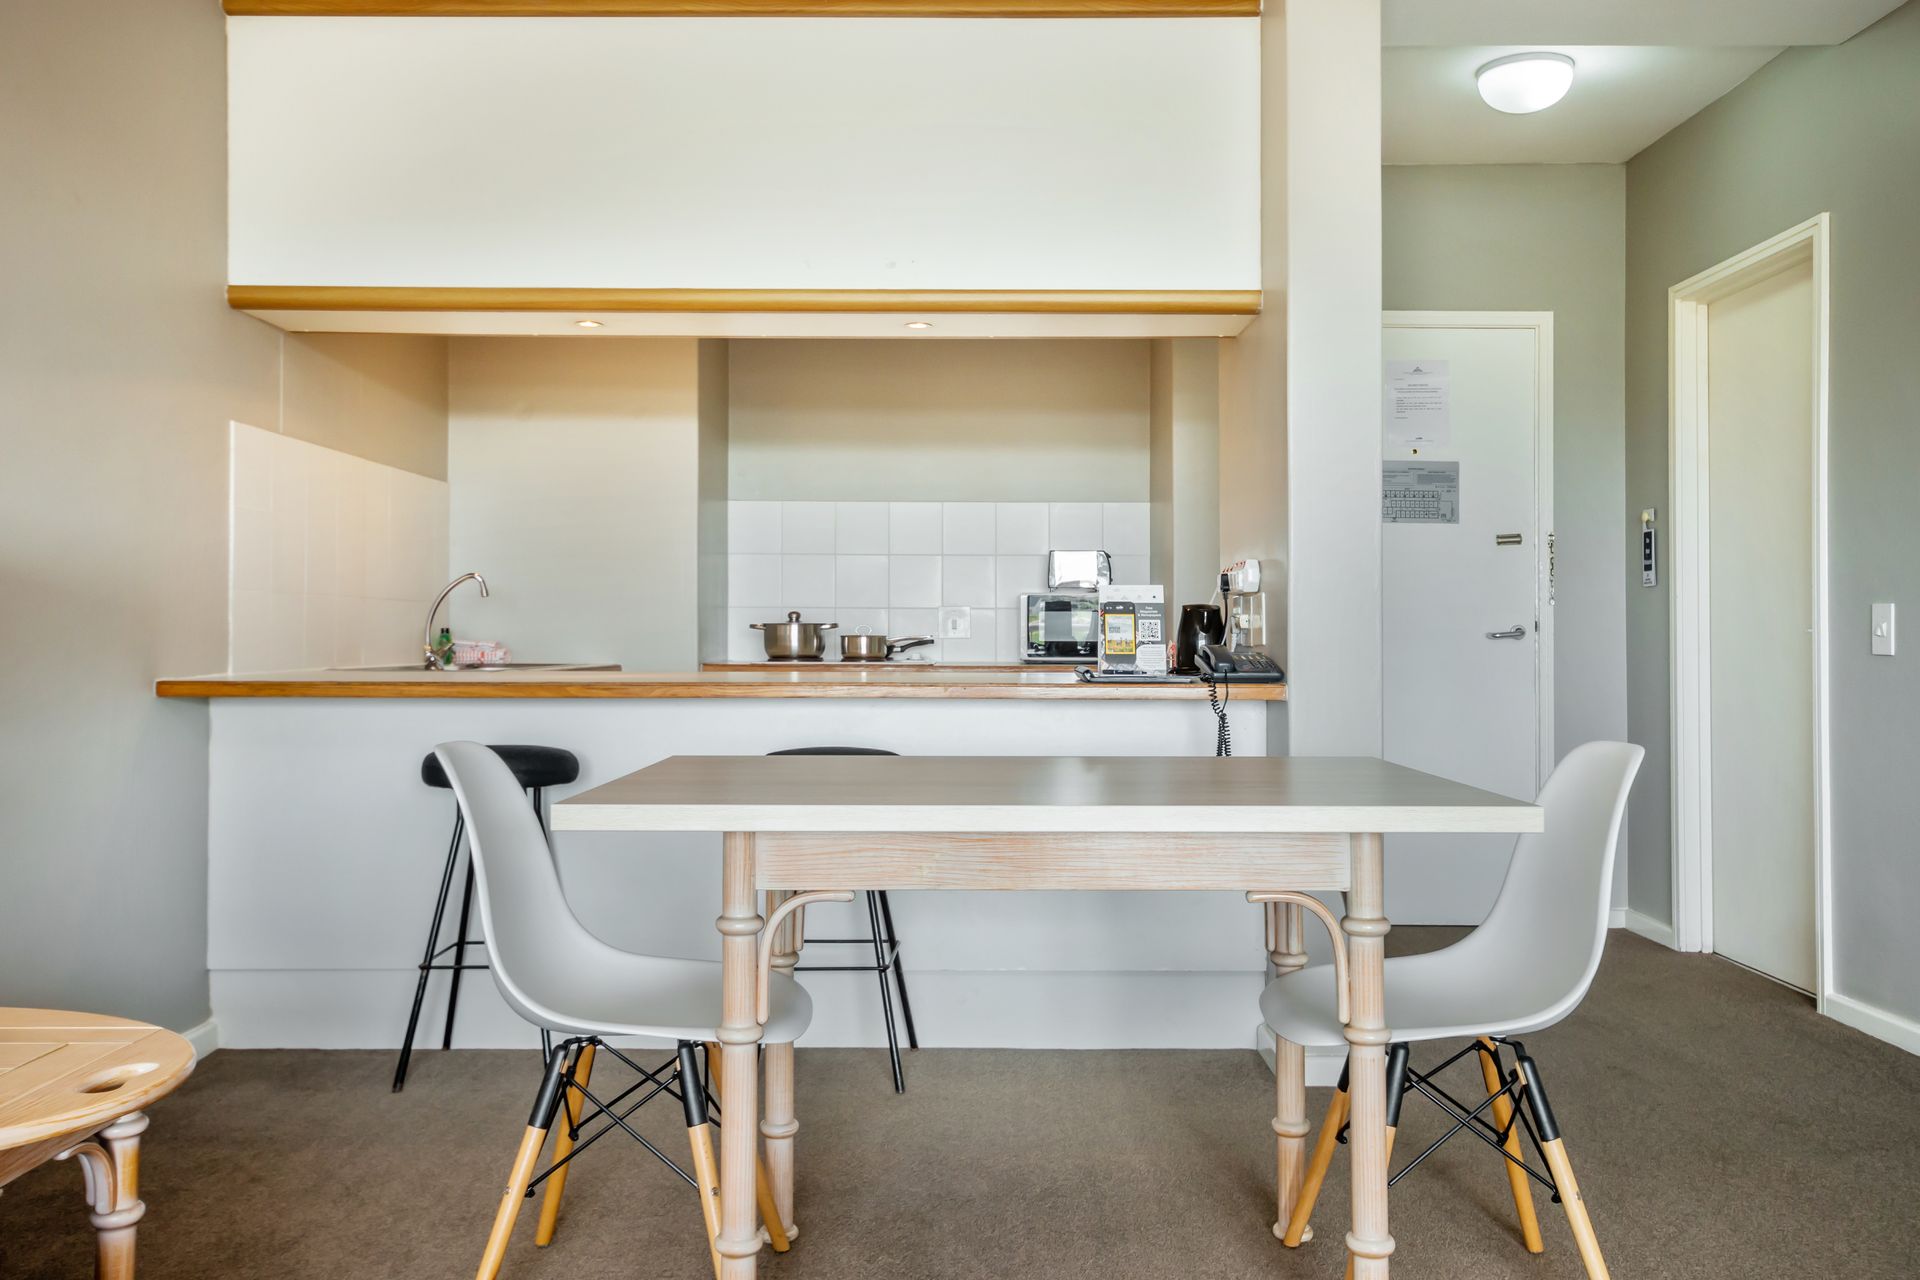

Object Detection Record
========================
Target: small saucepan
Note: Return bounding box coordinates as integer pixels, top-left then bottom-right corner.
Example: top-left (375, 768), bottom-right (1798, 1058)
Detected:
top-left (840, 629), bottom-right (935, 662)
top-left (752, 611), bottom-right (839, 660)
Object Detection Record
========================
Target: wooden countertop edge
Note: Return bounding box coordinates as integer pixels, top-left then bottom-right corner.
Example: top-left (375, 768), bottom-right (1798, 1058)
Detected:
top-left (154, 676), bottom-right (1285, 701)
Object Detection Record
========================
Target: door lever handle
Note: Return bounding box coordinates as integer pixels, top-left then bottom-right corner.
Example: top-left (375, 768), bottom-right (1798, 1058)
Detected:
top-left (1486, 624), bottom-right (1528, 640)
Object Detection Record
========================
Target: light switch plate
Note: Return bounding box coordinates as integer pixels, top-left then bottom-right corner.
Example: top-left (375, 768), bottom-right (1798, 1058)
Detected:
top-left (939, 606), bottom-right (971, 639)
top-left (1872, 602), bottom-right (1896, 656)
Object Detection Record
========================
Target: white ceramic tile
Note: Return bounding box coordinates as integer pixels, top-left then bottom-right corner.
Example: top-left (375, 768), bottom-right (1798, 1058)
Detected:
top-left (888, 502), bottom-right (943, 555)
top-left (1111, 555), bottom-right (1152, 586)
top-left (836, 607), bottom-right (889, 641)
top-left (835, 502), bottom-right (889, 554)
top-left (268, 591), bottom-right (305, 669)
top-left (728, 501), bottom-right (782, 554)
top-left (994, 555), bottom-right (1048, 609)
top-left (942, 555), bottom-right (997, 607)
top-left (1103, 502), bottom-right (1151, 556)
top-left (781, 554), bottom-right (836, 605)
top-left (943, 611), bottom-right (998, 662)
top-left (941, 502), bottom-right (996, 555)
top-left (330, 596), bottom-right (366, 668)
top-left (888, 555), bottom-right (942, 608)
top-left (269, 482), bottom-right (307, 596)
top-left (780, 502), bottom-right (836, 554)
top-left (728, 554), bottom-right (782, 608)
top-left (231, 424), bottom-right (273, 513)
top-left (835, 555), bottom-right (890, 608)
top-left (305, 454), bottom-right (341, 602)
top-left (303, 592), bottom-right (337, 668)
top-left (332, 476), bottom-right (368, 598)
top-left (995, 605), bottom-right (1027, 663)
top-left (269, 433), bottom-right (308, 526)
top-left (229, 588), bottom-right (271, 674)
top-left (232, 506), bottom-right (271, 593)
top-left (995, 502), bottom-right (1049, 555)
top-left (362, 468), bottom-right (399, 600)
top-left (1048, 503), bottom-right (1103, 550)
top-left (887, 609), bottom-right (941, 660)
top-left (728, 608), bottom-right (767, 661)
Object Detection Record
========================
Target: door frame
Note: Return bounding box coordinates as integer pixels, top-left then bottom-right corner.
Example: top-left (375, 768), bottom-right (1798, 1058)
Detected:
top-left (1383, 310), bottom-right (1556, 793)
top-left (1667, 214), bottom-right (1831, 1010)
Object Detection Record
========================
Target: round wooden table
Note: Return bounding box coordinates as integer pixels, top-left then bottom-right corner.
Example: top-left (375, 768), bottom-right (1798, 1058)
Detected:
top-left (0, 1009), bottom-right (197, 1279)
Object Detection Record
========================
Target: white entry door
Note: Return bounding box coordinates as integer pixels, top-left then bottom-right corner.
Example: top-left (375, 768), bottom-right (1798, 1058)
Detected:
top-left (1382, 314), bottom-right (1553, 923)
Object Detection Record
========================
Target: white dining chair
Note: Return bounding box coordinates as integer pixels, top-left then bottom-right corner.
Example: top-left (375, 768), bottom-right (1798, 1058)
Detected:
top-left (1264, 740), bottom-right (1643, 1280)
top-left (433, 742), bottom-right (814, 1280)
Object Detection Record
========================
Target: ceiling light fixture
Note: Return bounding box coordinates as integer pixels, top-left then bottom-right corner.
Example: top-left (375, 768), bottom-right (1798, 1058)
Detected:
top-left (904, 321), bottom-right (934, 330)
top-left (1475, 52), bottom-right (1576, 114)
top-left (574, 319), bottom-right (603, 329)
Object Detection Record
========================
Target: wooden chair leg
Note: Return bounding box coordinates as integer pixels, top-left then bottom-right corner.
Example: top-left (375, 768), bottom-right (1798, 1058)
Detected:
top-left (1514, 1046), bottom-right (1610, 1280)
top-left (1478, 1038), bottom-right (1544, 1253)
top-left (1282, 1061), bottom-right (1349, 1247)
top-left (476, 1050), bottom-right (570, 1280)
top-left (682, 1043), bottom-right (725, 1280)
top-left (535, 1042), bottom-right (596, 1247)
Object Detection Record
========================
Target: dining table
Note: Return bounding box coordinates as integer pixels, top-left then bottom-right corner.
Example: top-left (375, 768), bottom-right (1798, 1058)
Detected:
top-left (553, 753), bottom-right (1543, 1280)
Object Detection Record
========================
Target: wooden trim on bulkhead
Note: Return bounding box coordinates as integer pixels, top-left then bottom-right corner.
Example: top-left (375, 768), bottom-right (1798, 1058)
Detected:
top-left (225, 1), bottom-right (1259, 18)
top-left (228, 286), bottom-right (1263, 316)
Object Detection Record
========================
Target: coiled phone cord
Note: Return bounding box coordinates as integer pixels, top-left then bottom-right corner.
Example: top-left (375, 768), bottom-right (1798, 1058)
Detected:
top-left (1208, 674), bottom-right (1232, 757)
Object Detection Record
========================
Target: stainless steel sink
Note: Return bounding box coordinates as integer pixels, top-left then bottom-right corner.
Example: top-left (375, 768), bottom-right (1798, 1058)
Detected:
top-left (328, 663), bottom-right (621, 673)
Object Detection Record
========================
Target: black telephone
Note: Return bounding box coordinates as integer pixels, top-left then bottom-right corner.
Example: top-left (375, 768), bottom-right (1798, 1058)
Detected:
top-left (1196, 643), bottom-right (1285, 682)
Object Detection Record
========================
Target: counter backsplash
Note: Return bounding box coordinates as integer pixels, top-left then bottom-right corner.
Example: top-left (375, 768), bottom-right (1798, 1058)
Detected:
top-left (727, 500), bottom-right (1150, 663)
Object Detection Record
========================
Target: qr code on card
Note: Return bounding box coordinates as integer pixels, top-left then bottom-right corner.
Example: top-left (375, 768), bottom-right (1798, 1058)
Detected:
top-left (1139, 618), bottom-right (1162, 642)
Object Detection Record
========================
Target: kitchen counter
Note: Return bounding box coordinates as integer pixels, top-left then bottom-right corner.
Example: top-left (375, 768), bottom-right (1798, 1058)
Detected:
top-left (157, 666), bottom-right (1284, 701)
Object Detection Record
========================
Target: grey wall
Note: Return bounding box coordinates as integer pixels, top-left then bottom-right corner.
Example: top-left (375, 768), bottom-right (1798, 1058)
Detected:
top-left (728, 340), bottom-right (1150, 502)
top-left (1626, 1), bottom-right (1920, 1021)
top-left (447, 338), bottom-right (706, 672)
top-left (1383, 165), bottom-right (1631, 786)
top-left (0, 0), bottom-right (278, 1032)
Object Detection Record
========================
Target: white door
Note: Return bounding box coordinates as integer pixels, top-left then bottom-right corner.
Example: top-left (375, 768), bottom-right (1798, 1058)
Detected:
top-left (1707, 262), bottom-right (1816, 992)
top-left (1382, 315), bottom-right (1552, 923)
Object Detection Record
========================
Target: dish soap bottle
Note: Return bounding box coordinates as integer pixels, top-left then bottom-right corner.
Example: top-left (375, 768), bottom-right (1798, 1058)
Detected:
top-left (433, 627), bottom-right (454, 668)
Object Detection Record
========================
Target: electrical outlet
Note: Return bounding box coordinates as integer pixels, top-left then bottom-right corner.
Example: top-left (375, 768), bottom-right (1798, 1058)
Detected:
top-left (940, 606), bottom-right (971, 639)
top-left (1873, 603), bottom-right (1896, 656)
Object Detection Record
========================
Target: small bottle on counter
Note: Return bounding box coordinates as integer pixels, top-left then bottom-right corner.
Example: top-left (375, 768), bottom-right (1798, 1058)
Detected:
top-left (433, 627), bottom-right (454, 668)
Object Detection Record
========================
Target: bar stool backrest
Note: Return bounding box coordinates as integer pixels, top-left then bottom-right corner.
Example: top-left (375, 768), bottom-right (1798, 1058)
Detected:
top-left (433, 741), bottom-right (669, 1033)
top-left (1445, 740), bottom-right (1644, 1032)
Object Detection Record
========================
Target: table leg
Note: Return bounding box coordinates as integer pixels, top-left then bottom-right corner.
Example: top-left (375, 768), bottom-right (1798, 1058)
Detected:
top-left (56, 1111), bottom-right (147, 1280)
top-left (717, 833), bottom-right (765, 1280)
top-left (1344, 833), bottom-right (1395, 1278)
top-left (762, 889), bottom-right (801, 1242)
top-left (1268, 903), bottom-right (1311, 1241)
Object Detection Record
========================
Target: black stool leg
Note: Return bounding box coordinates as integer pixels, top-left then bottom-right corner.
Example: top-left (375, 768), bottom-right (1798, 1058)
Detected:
top-left (394, 809), bottom-right (464, 1092)
top-left (877, 890), bottom-right (918, 1051)
top-left (443, 856), bottom-right (477, 1051)
top-left (865, 891), bottom-right (906, 1093)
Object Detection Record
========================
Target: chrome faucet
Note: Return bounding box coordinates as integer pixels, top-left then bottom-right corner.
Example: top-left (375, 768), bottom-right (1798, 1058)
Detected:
top-left (424, 573), bottom-right (490, 670)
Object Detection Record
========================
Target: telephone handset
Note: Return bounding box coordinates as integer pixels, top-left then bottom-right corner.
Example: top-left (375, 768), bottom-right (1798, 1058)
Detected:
top-left (1196, 643), bottom-right (1285, 682)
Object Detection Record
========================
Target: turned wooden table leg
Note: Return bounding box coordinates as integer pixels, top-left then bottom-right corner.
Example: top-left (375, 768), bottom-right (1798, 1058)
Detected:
top-left (762, 889), bottom-right (801, 1243)
top-left (716, 833), bottom-right (765, 1280)
top-left (56, 1110), bottom-right (149, 1280)
top-left (1343, 833), bottom-right (1395, 1279)
top-left (1268, 901), bottom-right (1311, 1241)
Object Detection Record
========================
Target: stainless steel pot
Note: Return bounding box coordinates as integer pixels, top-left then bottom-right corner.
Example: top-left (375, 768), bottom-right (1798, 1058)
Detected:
top-left (752, 610), bottom-right (838, 660)
top-left (839, 629), bottom-right (935, 662)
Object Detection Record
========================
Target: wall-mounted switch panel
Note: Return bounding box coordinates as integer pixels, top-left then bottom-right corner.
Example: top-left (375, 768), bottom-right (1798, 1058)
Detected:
top-left (1872, 602), bottom-right (1896, 656)
top-left (940, 606), bottom-right (971, 639)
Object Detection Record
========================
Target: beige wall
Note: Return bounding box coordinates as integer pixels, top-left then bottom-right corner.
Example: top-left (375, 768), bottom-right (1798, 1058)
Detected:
top-left (1149, 339), bottom-right (1223, 610)
top-left (727, 340), bottom-right (1151, 503)
top-left (1626, 0), bottom-right (1920, 1024)
top-left (282, 333), bottom-right (449, 479)
top-left (697, 339), bottom-right (731, 666)
top-left (446, 338), bottom-right (705, 671)
top-left (0, 0), bottom-right (279, 1032)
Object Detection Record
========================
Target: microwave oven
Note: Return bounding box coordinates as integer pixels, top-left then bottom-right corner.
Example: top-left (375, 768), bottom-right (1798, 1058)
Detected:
top-left (1018, 592), bottom-right (1100, 663)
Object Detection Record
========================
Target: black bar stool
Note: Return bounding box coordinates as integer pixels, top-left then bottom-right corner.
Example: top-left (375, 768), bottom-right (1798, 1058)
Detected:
top-left (393, 743), bottom-right (580, 1092)
top-left (769, 747), bottom-right (918, 1092)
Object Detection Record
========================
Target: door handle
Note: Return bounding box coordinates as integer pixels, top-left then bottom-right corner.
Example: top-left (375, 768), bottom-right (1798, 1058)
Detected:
top-left (1486, 624), bottom-right (1528, 640)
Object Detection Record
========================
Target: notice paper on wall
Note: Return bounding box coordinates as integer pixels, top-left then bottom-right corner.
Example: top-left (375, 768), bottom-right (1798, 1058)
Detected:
top-left (1384, 359), bottom-right (1451, 445)
top-left (1383, 461), bottom-right (1460, 524)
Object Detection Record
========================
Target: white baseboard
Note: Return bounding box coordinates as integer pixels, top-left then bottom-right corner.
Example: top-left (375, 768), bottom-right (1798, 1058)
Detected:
top-left (1824, 992), bottom-right (1920, 1057)
top-left (1622, 909), bottom-right (1677, 949)
top-left (182, 1017), bottom-right (220, 1060)
top-left (1254, 1022), bottom-right (1344, 1087)
top-left (1608, 907), bottom-right (1626, 928)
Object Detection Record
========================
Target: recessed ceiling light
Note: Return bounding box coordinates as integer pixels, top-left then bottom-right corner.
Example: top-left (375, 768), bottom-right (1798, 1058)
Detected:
top-left (1475, 52), bottom-right (1576, 114)
top-left (905, 321), bottom-right (934, 330)
top-left (574, 319), bottom-right (603, 329)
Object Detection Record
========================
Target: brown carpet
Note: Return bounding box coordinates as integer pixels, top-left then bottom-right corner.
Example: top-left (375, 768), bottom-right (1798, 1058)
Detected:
top-left (4, 932), bottom-right (1917, 1279)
